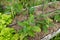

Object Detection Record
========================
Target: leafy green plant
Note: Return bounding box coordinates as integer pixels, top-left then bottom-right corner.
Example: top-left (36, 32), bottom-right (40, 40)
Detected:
top-left (1, 0), bottom-right (42, 14)
top-left (49, 10), bottom-right (60, 22)
top-left (0, 12), bottom-right (19, 40)
top-left (17, 14), bottom-right (41, 40)
top-left (54, 14), bottom-right (60, 22)
top-left (0, 13), bottom-right (12, 26)
top-left (36, 14), bottom-right (53, 32)
top-left (0, 13), bottom-right (13, 33)
top-left (0, 27), bottom-right (19, 40)
top-left (11, 33), bottom-right (19, 40)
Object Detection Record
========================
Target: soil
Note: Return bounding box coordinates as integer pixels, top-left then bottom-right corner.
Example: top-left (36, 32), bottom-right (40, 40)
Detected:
top-left (9, 1), bottom-right (60, 40)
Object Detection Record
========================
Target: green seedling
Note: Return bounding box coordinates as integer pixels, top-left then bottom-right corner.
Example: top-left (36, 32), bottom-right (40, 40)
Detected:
top-left (54, 14), bottom-right (60, 22)
top-left (35, 14), bottom-right (53, 32)
top-left (17, 14), bottom-right (41, 40)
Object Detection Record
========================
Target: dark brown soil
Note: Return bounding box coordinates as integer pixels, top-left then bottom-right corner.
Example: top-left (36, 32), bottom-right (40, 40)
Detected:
top-left (10, 2), bottom-right (60, 40)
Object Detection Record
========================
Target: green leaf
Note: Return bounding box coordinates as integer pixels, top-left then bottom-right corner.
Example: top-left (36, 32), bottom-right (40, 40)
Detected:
top-left (32, 26), bottom-right (41, 32)
top-left (29, 7), bottom-right (35, 14)
top-left (28, 30), bottom-right (35, 37)
top-left (20, 33), bottom-right (28, 40)
top-left (42, 25), bottom-right (48, 33)
top-left (17, 21), bottom-right (28, 27)
top-left (0, 36), bottom-right (4, 40)
top-left (24, 37), bottom-right (28, 40)
top-left (11, 34), bottom-right (19, 40)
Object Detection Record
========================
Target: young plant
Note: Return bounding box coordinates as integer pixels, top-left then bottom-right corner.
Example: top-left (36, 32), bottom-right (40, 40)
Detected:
top-left (0, 27), bottom-right (19, 40)
top-left (54, 13), bottom-right (60, 22)
top-left (17, 14), bottom-right (41, 40)
top-left (35, 14), bottom-right (53, 32)
top-left (0, 13), bottom-right (12, 26)
top-left (0, 13), bottom-right (19, 40)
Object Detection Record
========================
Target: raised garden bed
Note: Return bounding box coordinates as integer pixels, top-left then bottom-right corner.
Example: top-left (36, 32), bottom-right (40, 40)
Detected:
top-left (9, 1), bottom-right (60, 40)
top-left (0, 1), bottom-right (60, 40)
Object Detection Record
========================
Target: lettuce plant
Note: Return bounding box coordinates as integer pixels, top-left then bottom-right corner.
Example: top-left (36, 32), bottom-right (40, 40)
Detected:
top-left (0, 13), bottom-right (12, 26)
top-left (0, 13), bottom-right (19, 40)
top-left (0, 27), bottom-right (19, 40)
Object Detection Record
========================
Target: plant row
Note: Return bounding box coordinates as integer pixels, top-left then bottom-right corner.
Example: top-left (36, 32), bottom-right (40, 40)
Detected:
top-left (0, 0), bottom-right (60, 40)
top-left (0, 9), bottom-right (60, 40)
top-left (0, 0), bottom-right (60, 14)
